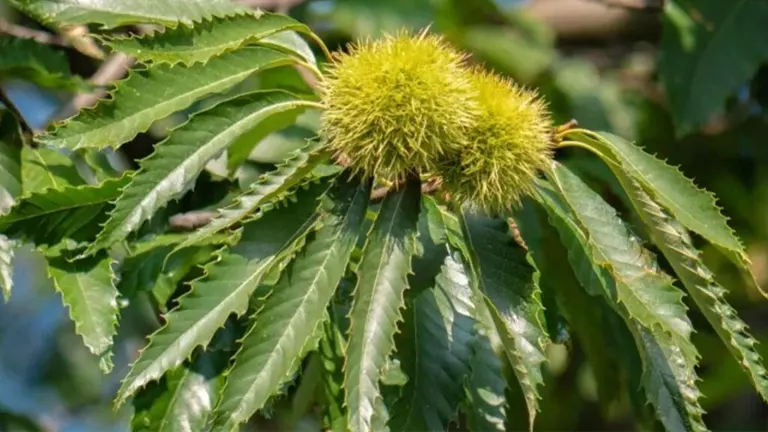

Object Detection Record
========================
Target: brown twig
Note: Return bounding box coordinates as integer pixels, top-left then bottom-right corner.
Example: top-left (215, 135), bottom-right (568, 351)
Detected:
top-left (53, 53), bottom-right (136, 121)
top-left (169, 210), bottom-right (218, 231)
top-left (370, 177), bottom-right (443, 203)
top-left (0, 20), bottom-right (68, 46)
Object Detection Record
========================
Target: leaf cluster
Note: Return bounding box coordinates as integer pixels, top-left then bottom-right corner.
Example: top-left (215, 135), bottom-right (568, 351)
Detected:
top-left (0, 2), bottom-right (766, 432)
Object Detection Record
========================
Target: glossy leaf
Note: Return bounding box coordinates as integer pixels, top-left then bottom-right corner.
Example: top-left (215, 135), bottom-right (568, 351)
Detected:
top-left (572, 131), bottom-right (749, 270)
top-left (344, 178), bottom-right (421, 432)
top-left (0, 235), bottom-right (15, 302)
top-left (617, 173), bottom-right (768, 402)
top-left (0, 112), bottom-right (22, 212)
top-left (535, 179), bottom-right (707, 432)
top-left (102, 12), bottom-right (316, 66)
top-left (546, 163), bottom-right (697, 363)
top-left (21, 147), bottom-right (84, 194)
top-left (515, 202), bottom-right (623, 409)
top-left (460, 211), bottom-right (547, 430)
top-left (212, 177), bottom-right (371, 431)
top-left (319, 308), bottom-right (347, 432)
top-left (0, 175), bottom-right (129, 246)
top-left (36, 47), bottom-right (302, 151)
top-left (47, 252), bottom-right (119, 372)
top-left (131, 352), bottom-right (225, 432)
top-left (115, 182), bottom-right (328, 406)
top-left (389, 251), bottom-right (475, 431)
top-left (660, 0), bottom-right (768, 134)
top-left (170, 139), bottom-right (327, 254)
top-left (85, 90), bottom-right (312, 255)
top-left (9, 0), bottom-right (240, 29)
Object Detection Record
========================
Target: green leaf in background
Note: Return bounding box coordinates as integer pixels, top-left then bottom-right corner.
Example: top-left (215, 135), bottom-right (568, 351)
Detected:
top-left (389, 251), bottom-right (475, 431)
top-left (344, 177), bottom-right (421, 432)
top-left (461, 211), bottom-right (548, 431)
top-left (660, 0), bottom-right (768, 135)
top-left (171, 140), bottom-right (327, 254)
top-left (535, 179), bottom-right (707, 432)
top-left (85, 90), bottom-right (312, 256)
top-left (0, 37), bottom-right (87, 91)
top-left (0, 176), bottom-right (130, 246)
top-left (461, 10), bottom-right (555, 84)
top-left (131, 351), bottom-right (225, 432)
top-left (0, 235), bottom-right (15, 302)
top-left (102, 12), bottom-right (316, 66)
top-left (115, 182), bottom-right (328, 407)
top-left (331, 0), bottom-right (432, 37)
top-left (8, 0), bottom-right (240, 29)
top-left (0, 111), bottom-right (22, 213)
top-left (571, 130), bottom-right (760, 296)
top-left (47, 252), bottom-right (119, 373)
top-left (36, 47), bottom-right (303, 151)
top-left (21, 147), bottom-right (84, 194)
top-left (617, 173), bottom-right (768, 402)
top-left (212, 177), bottom-right (371, 431)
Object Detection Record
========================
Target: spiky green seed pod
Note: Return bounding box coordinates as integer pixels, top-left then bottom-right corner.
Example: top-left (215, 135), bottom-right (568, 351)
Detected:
top-left (441, 69), bottom-right (553, 214)
top-left (320, 31), bottom-right (478, 180)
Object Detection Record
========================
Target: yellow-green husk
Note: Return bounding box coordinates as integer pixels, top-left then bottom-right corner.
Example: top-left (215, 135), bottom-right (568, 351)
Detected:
top-left (320, 32), bottom-right (478, 180)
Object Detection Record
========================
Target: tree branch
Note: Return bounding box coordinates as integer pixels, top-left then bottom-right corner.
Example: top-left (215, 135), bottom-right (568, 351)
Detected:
top-left (54, 53), bottom-right (135, 121)
top-left (0, 20), bottom-right (68, 46)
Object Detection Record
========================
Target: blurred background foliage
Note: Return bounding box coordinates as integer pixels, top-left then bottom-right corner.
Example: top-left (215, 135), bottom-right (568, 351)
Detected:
top-left (1, 0), bottom-right (768, 430)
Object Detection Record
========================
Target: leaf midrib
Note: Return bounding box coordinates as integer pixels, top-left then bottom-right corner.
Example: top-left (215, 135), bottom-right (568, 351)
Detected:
top-left (349, 188), bottom-right (408, 430)
top-left (1, 183), bottom-right (122, 224)
top-left (228, 187), bottom-right (366, 422)
top-left (59, 56), bottom-right (296, 149)
top-left (123, 100), bottom-right (305, 235)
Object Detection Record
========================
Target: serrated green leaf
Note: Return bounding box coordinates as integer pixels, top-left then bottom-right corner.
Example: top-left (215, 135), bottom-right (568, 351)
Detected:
top-left (0, 235), bottom-right (15, 302)
top-left (515, 200), bottom-right (623, 410)
top-left (464, 325), bottom-right (507, 432)
top-left (36, 47), bottom-right (304, 151)
top-left (120, 233), bottom-right (226, 301)
top-left (389, 250), bottom-right (474, 431)
top-left (9, 0), bottom-right (240, 29)
top-left (132, 351), bottom-right (225, 432)
top-left (459, 211), bottom-right (547, 431)
top-left (47, 252), bottom-right (119, 372)
top-left (319, 307), bottom-right (347, 432)
top-left (344, 178), bottom-right (421, 432)
top-left (171, 140), bottom-right (328, 254)
top-left (545, 163), bottom-right (697, 363)
top-left (85, 91), bottom-right (313, 256)
top-left (258, 30), bottom-right (318, 66)
top-left (114, 181), bottom-right (328, 407)
top-left (568, 130), bottom-right (755, 293)
top-left (0, 111), bottom-right (22, 213)
top-left (660, 0), bottom-right (768, 135)
top-left (616, 173), bottom-right (768, 402)
top-left (102, 12), bottom-right (315, 66)
top-left (630, 323), bottom-right (707, 432)
top-left (0, 37), bottom-right (87, 91)
top-left (0, 175), bottom-right (130, 246)
top-left (534, 178), bottom-right (707, 432)
top-left (21, 147), bottom-right (84, 194)
top-left (212, 176), bottom-right (371, 431)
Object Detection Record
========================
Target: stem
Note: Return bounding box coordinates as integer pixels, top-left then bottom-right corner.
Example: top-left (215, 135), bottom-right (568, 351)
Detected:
top-left (557, 140), bottom-right (622, 169)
